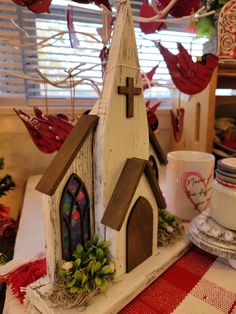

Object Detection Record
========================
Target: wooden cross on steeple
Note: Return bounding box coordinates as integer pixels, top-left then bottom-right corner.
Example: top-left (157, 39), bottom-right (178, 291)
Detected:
top-left (118, 77), bottom-right (142, 118)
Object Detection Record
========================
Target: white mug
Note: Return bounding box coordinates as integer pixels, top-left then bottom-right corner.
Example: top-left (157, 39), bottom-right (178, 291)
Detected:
top-left (165, 151), bottom-right (215, 222)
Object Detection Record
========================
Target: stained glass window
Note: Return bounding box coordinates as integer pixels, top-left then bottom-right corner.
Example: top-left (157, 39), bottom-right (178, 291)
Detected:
top-left (149, 155), bottom-right (159, 181)
top-left (60, 174), bottom-right (90, 260)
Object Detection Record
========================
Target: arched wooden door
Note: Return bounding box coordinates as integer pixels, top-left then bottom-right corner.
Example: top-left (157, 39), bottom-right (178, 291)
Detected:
top-left (126, 196), bottom-right (153, 272)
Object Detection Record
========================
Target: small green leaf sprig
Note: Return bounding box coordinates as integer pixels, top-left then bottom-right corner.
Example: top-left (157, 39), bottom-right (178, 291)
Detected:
top-left (0, 252), bottom-right (7, 266)
top-left (158, 209), bottom-right (184, 247)
top-left (51, 235), bottom-right (115, 308)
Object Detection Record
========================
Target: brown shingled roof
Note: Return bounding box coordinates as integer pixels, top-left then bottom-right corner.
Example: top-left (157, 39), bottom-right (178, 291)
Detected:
top-left (101, 157), bottom-right (166, 231)
top-left (36, 115), bottom-right (99, 196)
top-left (149, 126), bottom-right (168, 165)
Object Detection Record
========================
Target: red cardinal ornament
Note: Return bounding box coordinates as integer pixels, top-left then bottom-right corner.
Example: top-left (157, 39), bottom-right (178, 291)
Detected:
top-left (156, 42), bottom-right (219, 95)
top-left (11, 0), bottom-right (52, 13)
top-left (139, 0), bottom-right (167, 34)
top-left (14, 107), bottom-right (73, 154)
top-left (145, 99), bottom-right (161, 130)
top-left (142, 65), bottom-right (159, 90)
top-left (157, 0), bottom-right (201, 18)
top-left (72, 0), bottom-right (111, 11)
top-left (171, 108), bottom-right (185, 142)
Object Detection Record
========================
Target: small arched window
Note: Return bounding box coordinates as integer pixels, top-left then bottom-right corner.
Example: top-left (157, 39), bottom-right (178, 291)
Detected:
top-left (149, 155), bottom-right (159, 181)
top-left (60, 174), bottom-right (90, 260)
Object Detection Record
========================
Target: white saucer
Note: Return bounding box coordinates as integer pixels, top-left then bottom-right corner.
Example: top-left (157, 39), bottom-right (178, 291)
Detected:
top-left (188, 210), bottom-right (236, 268)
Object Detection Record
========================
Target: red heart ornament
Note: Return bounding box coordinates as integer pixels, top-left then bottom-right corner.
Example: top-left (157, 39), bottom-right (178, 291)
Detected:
top-left (181, 171), bottom-right (213, 213)
top-left (170, 108), bottom-right (185, 142)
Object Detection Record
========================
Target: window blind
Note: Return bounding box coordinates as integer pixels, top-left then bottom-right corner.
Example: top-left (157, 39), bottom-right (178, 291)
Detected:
top-left (0, 0), bottom-right (207, 109)
top-left (0, 0), bottom-right (25, 97)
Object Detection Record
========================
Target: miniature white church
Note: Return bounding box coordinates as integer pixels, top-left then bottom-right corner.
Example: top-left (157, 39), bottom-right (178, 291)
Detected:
top-left (25, 0), bottom-right (187, 312)
top-left (35, 0), bottom-right (166, 281)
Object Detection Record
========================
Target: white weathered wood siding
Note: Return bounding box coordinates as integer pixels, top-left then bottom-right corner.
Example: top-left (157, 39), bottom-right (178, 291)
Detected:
top-left (43, 134), bottom-right (94, 280)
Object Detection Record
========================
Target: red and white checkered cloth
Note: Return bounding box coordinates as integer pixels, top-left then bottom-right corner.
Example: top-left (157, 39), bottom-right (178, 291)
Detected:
top-left (120, 247), bottom-right (236, 314)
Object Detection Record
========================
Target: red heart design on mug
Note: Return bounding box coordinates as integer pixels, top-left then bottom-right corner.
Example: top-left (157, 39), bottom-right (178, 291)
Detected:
top-left (181, 171), bottom-right (213, 213)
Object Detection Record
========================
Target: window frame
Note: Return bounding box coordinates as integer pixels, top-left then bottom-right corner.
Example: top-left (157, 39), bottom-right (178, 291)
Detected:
top-left (59, 173), bottom-right (91, 261)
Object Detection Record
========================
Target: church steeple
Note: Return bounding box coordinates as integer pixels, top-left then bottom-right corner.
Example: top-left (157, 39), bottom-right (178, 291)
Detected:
top-left (92, 0), bottom-right (149, 233)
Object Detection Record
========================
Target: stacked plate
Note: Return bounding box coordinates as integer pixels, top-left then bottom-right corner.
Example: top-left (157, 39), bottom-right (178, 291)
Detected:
top-left (215, 158), bottom-right (236, 188)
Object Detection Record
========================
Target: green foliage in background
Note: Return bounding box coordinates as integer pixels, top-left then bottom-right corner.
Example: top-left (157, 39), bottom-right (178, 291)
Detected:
top-left (194, 0), bottom-right (230, 38)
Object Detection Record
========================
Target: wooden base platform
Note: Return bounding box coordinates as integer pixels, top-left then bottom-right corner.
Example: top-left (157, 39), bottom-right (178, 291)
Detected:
top-left (25, 238), bottom-right (190, 314)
